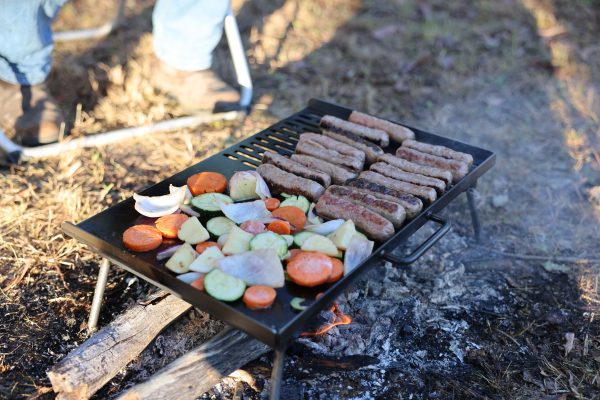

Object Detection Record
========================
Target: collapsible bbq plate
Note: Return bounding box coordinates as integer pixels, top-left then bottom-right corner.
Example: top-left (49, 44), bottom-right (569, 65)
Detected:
top-left (63, 99), bottom-right (495, 350)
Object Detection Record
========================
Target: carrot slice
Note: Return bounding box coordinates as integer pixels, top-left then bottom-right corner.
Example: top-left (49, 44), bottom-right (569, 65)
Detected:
top-left (191, 276), bottom-right (205, 291)
top-left (195, 241), bottom-right (221, 254)
top-left (264, 197), bottom-right (280, 211)
top-left (155, 214), bottom-right (189, 239)
top-left (243, 285), bottom-right (277, 310)
top-left (186, 172), bottom-right (227, 196)
top-left (285, 249), bottom-right (304, 264)
top-left (287, 252), bottom-right (333, 287)
top-left (327, 257), bottom-right (344, 283)
top-left (267, 220), bottom-right (291, 235)
top-left (271, 206), bottom-right (306, 232)
top-left (123, 225), bottom-right (163, 252)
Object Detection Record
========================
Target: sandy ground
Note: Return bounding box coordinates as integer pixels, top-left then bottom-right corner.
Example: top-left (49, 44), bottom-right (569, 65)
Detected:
top-left (1, 0), bottom-right (599, 398)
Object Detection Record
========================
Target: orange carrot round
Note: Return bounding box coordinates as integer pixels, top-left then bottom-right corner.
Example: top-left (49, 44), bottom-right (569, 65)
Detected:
top-left (195, 241), bottom-right (221, 254)
top-left (287, 252), bottom-right (333, 287)
top-left (243, 285), bottom-right (277, 309)
top-left (155, 214), bottom-right (189, 239)
top-left (186, 172), bottom-right (227, 196)
top-left (264, 197), bottom-right (280, 211)
top-left (271, 206), bottom-right (306, 232)
top-left (123, 225), bottom-right (163, 252)
top-left (191, 276), bottom-right (205, 291)
top-left (285, 249), bottom-right (304, 264)
top-left (327, 257), bottom-right (344, 283)
top-left (267, 220), bottom-right (291, 235)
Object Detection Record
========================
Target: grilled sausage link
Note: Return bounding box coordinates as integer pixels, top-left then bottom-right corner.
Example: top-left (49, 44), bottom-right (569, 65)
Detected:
top-left (299, 132), bottom-right (365, 163)
top-left (320, 115), bottom-right (389, 148)
top-left (316, 192), bottom-right (395, 242)
top-left (262, 151), bottom-right (331, 187)
top-left (360, 171), bottom-right (437, 203)
top-left (370, 162), bottom-right (446, 195)
top-left (402, 139), bottom-right (473, 166)
top-left (396, 147), bottom-right (468, 182)
top-left (378, 153), bottom-right (453, 185)
top-left (291, 154), bottom-right (357, 185)
top-left (349, 111), bottom-right (415, 143)
top-left (326, 185), bottom-right (406, 228)
top-left (296, 138), bottom-right (364, 172)
top-left (345, 178), bottom-right (422, 219)
top-left (321, 129), bottom-right (384, 165)
top-left (256, 164), bottom-right (325, 201)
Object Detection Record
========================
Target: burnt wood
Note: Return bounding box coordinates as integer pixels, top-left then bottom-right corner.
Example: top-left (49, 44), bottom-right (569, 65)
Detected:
top-left (61, 99), bottom-right (496, 350)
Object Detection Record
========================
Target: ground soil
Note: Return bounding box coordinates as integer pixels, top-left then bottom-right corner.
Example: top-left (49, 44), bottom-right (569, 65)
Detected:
top-left (1, 0), bottom-right (599, 399)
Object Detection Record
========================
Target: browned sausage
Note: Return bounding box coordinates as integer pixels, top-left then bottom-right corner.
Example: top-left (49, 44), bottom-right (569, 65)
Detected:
top-left (370, 162), bottom-right (446, 194)
top-left (396, 147), bottom-right (468, 182)
top-left (291, 154), bottom-right (357, 185)
top-left (402, 139), bottom-right (473, 166)
top-left (296, 138), bottom-right (364, 172)
top-left (349, 111), bottom-right (415, 143)
top-left (320, 115), bottom-right (389, 147)
top-left (256, 164), bottom-right (325, 201)
top-left (321, 129), bottom-right (384, 164)
top-left (262, 151), bottom-right (331, 187)
top-left (378, 153), bottom-right (453, 185)
top-left (299, 132), bottom-right (365, 163)
top-left (345, 178), bottom-right (422, 219)
top-left (360, 171), bottom-right (437, 203)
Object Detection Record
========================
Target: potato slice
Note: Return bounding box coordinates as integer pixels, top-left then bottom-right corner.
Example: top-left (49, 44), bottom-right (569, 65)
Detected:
top-left (188, 246), bottom-right (225, 273)
top-left (177, 216), bottom-right (209, 244)
top-left (165, 243), bottom-right (197, 273)
top-left (222, 226), bottom-right (254, 255)
top-left (301, 234), bottom-right (339, 256)
top-left (328, 220), bottom-right (356, 250)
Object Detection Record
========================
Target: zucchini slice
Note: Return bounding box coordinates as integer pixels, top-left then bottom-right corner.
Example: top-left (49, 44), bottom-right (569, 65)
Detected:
top-left (280, 195), bottom-right (310, 213)
top-left (293, 231), bottom-right (316, 247)
top-left (250, 232), bottom-right (288, 260)
top-left (207, 216), bottom-right (236, 237)
top-left (204, 269), bottom-right (246, 302)
top-left (190, 193), bottom-right (233, 213)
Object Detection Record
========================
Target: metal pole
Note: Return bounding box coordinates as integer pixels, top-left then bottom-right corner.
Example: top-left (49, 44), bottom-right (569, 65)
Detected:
top-left (466, 186), bottom-right (482, 243)
top-left (54, 0), bottom-right (125, 42)
top-left (224, 9), bottom-right (253, 109)
top-left (269, 349), bottom-right (286, 400)
top-left (88, 258), bottom-right (110, 334)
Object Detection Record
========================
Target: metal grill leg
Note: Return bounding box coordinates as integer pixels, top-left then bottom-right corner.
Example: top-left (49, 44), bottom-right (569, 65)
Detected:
top-left (269, 349), bottom-right (286, 400)
top-left (466, 186), bottom-right (482, 243)
top-left (88, 258), bottom-right (110, 334)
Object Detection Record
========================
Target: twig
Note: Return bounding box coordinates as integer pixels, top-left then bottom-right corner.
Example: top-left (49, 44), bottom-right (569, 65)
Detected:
top-left (471, 245), bottom-right (600, 264)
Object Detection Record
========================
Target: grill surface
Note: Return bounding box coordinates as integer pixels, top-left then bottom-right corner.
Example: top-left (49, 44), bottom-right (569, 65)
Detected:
top-left (62, 99), bottom-right (495, 348)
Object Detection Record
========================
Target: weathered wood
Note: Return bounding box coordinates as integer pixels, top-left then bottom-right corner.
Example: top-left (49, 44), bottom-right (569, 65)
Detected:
top-left (116, 328), bottom-right (270, 400)
top-left (47, 291), bottom-right (192, 400)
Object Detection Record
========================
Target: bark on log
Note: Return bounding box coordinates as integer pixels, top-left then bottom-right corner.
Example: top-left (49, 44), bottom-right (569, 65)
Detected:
top-left (116, 328), bottom-right (270, 400)
top-left (47, 291), bottom-right (192, 400)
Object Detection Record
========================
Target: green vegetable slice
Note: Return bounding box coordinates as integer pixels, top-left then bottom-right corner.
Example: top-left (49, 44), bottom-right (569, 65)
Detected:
top-left (204, 269), bottom-right (246, 302)
top-left (290, 297), bottom-right (307, 311)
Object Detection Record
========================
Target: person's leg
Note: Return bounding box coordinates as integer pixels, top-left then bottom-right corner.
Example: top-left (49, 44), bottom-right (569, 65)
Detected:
top-left (0, 0), bottom-right (66, 145)
top-left (151, 0), bottom-right (239, 112)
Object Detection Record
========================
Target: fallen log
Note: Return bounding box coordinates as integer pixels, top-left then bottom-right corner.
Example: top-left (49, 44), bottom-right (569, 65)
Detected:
top-left (47, 291), bottom-right (192, 400)
top-left (116, 328), bottom-right (270, 400)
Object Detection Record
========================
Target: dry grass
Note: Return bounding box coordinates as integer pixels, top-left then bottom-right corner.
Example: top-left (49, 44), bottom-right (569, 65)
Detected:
top-left (1, 0), bottom-right (599, 398)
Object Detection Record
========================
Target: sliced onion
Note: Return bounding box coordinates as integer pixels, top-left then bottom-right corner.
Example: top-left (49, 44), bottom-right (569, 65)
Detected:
top-left (177, 272), bottom-right (204, 283)
top-left (344, 234), bottom-right (374, 274)
top-left (250, 171), bottom-right (271, 199)
top-left (307, 203), bottom-right (322, 225)
top-left (156, 244), bottom-right (183, 261)
top-left (134, 186), bottom-right (187, 217)
top-left (304, 219), bottom-right (345, 236)
top-left (220, 200), bottom-right (271, 224)
top-left (179, 204), bottom-right (200, 217)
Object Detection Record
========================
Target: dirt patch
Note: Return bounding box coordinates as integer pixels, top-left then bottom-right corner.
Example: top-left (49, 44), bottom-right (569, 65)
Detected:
top-left (1, 0), bottom-right (599, 399)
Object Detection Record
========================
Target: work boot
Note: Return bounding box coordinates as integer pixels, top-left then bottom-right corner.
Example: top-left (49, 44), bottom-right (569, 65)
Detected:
top-left (0, 80), bottom-right (64, 146)
top-left (151, 59), bottom-right (240, 113)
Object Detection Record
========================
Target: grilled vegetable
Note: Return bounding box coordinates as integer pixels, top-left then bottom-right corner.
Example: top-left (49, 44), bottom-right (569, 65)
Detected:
top-left (327, 258), bottom-right (344, 283)
top-left (300, 234), bottom-right (339, 256)
top-left (133, 185), bottom-right (187, 218)
top-left (177, 272), bottom-right (204, 284)
top-left (187, 172), bottom-right (227, 196)
top-left (242, 285), bottom-right (277, 310)
top-left (155, 214), bottom-right (189, 239)
top-left (293, 231), bottom-right (316, 247)
top-left (287, 252), bottom-right (333, 287)
top-left (165, 243), bottom-right (197, 273)
top-left (222, 225), bottom-right (254, 255)
top-left (264, 197), bottom-right (280, 211)
top-left (250, 232), bottom-right (288, 260)
top-left (344, 234), bottom-right (374, 274)
top-left (280, 195), bottom-right (310, 213)
top-left (195, 241), bottom-right (221, 254)
top-left (216, 249), bottom-right (285, 288)
top-left (188, 246), bottom-right (225, 273)
top-left (220, 200), bottom-right (271, 224)
top-left (267, 220), bottom-right (291, 235)
top-left (282, 235), bottom-right (294, 247)
top-left (272, 206), bottom-right (306, 232)
top-left (328, 220), bottom-right (356, 250)
top-left (305, 219), bottom-right (345, 236)
top-left (206, 216), bottom-right (236, 237)
top-left (177, 217), bottom-right (210, 244)
top-left (204, 269), bottom-right (246, 302)
top-left (190, 193), bottom-right (233, 214)
top-left (290, 297), bottom-right (308, 311)
top-left (123, 225), bottom-right (163, 252)
top-left (217, 233), bottom-right (229, 246)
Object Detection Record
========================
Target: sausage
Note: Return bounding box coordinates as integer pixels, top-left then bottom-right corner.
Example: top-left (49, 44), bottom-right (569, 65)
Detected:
top-left (321, 129), bottom-right (384, 164)
top-left (256, 164), bottom-right (325, 201)
top-left (360, 171), bottom-right (437, 203)
top-left (370, 162), bottom-right (446, 194)
top-left (299, 132), bottom-right (365, 163)
top-left (291, 154), bottom-right (357, 185)
top-left (378, 153), bottom-right (453, 185)
top-left (349, 111), bottom-right (415, 143)
top-left (262, 151), bottom-right (331, 187)
top-left (326, 185), bottom-right (405, 228)
top-left (315, 192), bottom-right (395, 242)
top-left (320, 115), bottom-right (389, 148)
top-left (345, 178), bottom-right (422, 219)
top-left (402, 139), bottom-right (473, 166)
top-left (396, 147), bottom-right (468, 182)
top-left (296, 138), bottom-right (364, 172)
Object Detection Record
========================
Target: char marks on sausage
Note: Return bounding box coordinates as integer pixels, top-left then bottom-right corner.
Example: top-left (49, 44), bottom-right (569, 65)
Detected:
top-left (360, 171), bottom-right (437, 203)
top-left (299, 132), bottom-right (365, 163)
top-left (402, 139), bottom-right (473, 166)
top-left (256, 163), bottom-right (325, 201)
top-left (290, 154), bottom-right (357, 185)
top-left (370, 162), bottom-right (446, 194)
top-left (396, 147), bottom-right (468, 182)
top-left (262, 151), bottom-right (331, 187)
top-left (345, 178), bottom-right (423, 219)
top-left (320, 115), bottom-right (389, 148)
top-left (349, 111), bottom-right (415, 143)
top-left (321, 129), bottom-right (383, 164)
top-left (378, 153), bottom-right (453, 185)
top-left (296, 138), bottom-right (364, 171)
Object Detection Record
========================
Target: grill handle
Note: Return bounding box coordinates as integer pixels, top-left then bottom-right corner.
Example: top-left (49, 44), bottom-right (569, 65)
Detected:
top-left (380, 213), bottom-right (451, 265)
